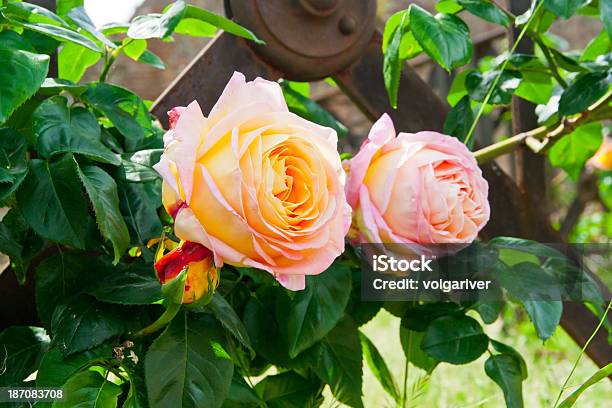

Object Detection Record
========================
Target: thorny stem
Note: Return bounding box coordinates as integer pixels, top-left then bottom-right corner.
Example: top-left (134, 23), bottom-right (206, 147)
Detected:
top-left (474, 91), bottom-right (612, 164)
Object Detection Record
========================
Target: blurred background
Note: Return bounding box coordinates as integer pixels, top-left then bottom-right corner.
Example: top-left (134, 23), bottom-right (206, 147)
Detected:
top-left (81, 1), bottom-right (609, 406)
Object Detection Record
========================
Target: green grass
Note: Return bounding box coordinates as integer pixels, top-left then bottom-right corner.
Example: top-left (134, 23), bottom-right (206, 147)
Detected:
top-left (355, 307), bottom-right (610, 408)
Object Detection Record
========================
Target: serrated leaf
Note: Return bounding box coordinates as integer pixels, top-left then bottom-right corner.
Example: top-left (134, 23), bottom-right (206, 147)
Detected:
top-left (0, 127), bottom-right (28, 202)
top-left (522, 299), bottom-right (562, 340)
top-left (117, 180), bottom-right (162, 245)
top-left (17, 155), bottom-right (89, 248)
top-left (309, 317), bottom-right (363, 408)
top-left (399, 324), bottom-right (438, 373)
top-left (82, 83), bottom-right (155, 151)
top-left (37, 344), bottom-right (113, 388)
top-left (409, 5), bottom-right (473, 71)
top-left (75, 164), bottom-right (130, 263)
top-left (59, 42), bottom-right (100, 83)
top-left (33, 96), bottom-right (120, 165)
top-left (52, 370), bottom-right (122, 408)
top-left (558, 72), bottom-right (611, 116)
top-left (466, 69), bottom-right (522, 105)
top-left (276, 263), bottom-right (352, 358)
top-left (50, 295), bottom-right (134, 355)
top-left (421, 315), bottom-right (489, 364)
top-left (86, 261), bottom-right (162, 305)
top-left (360, 332), bottom-right (400, 403)
top-left (175, 5), bottom-right (263, 44)
top-left (128, 0), bottom-right (187, 39)
top-left (254, 371), bottom-right (322, 408)
top-left (0, 326), bottom-right (49, 387)
top-left (0, 31), bottom-right (49, 124)
top-left (208, 293), bottom-right (253, 353)
top-left (145, 312), bottom-right (234, 408)
top-left (443, 95), bottom-right (474, 146)
top-left (543, 0), bottom-right (590, 19)
top-left (549, 123), bottom-right (603, 180)
top-left (458, 0), bottom-right (510, 27)
top-left (383, 11), bottom-right (407, 108)
top-left (490, 340), bottom-right (528, 380)
top-left (485, 354), bottom-right (524, 408)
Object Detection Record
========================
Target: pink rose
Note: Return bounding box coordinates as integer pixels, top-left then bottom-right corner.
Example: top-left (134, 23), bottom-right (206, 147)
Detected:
top-left (346, 114), bottom-right (490, 246)
top-left (154, 72), bottom-right (350, 290)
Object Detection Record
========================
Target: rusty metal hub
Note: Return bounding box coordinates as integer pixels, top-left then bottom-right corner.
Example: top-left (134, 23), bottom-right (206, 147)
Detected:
top-left (227, 0), bottom-right (377, 81)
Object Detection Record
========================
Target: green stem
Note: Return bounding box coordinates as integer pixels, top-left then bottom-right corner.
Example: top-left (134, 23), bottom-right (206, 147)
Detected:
top-left (553, 299), bottom-right (612, 407)
top-left (474, 91), bottom-right (612, 164)
top-left (464, 0), bottom-right (544, 147)
top-left (99, 40), bottom-right (132, 82)
top-left (133, 302), bottom-right (181, 338)
top-left (534, 37), bottom-right (568, 88)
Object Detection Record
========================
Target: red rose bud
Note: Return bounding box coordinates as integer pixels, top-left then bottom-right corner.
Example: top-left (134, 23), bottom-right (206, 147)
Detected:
top-left (155, 241), bottom-right (219, 304)
top-left (167, 106), bottom-right (186, 129)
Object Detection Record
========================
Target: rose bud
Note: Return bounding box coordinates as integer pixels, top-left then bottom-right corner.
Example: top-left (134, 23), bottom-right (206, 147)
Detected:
top-left (154, 72), bottom-right (350, 291)
top-left (346, 114), bottom-right (490, 247)
top-left (154, 241), bottom-right (219, 304)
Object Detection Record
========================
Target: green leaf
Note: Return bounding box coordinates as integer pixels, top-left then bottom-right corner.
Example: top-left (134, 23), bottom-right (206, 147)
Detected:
top-left (360, 332), bottom-right (400, 403)
top-left (443, 95), bottom-right (474, 146)
top-left (558, 72), bottom-right (611, 116)
top-left (0, 326), bottom-right (49, 387)
top-left (401, 302), bottom-right (463, 331)
top-left (254, 371), bottom-right (322, 408)
top-left (0, 31), bottom-right (49, 124)
top-left (549, 122), bottom-right (603, 180)
top-left (399, 324), bottom-right (438, 373)
top-left (223, 373), bottom-right (261, 408)
top-left (0, 127), bottom-right (28, 202)
top-left (75, 164), bottom-right (130, 263)
top-left (514, 70), bottom-right (553, 105)
top-left (522, 299), bottom-right (562, 340)
top-left (37, 345), bottom-right (113, 387)
top-left (484, 354), bottom-right (524, 408)
top-left (52, 370), bottom-right (122, 408)
top-left (59, 42), bottom-right (100, 83)
top-left (136, 49), bottom-right (167, 69)
top-left (57, 0), bottom-right (84, 17)
top-left (176, 5), bottom-right (264, 44)
top-left (208, 293), bottom-right (253, 353)
top-left (35, 253), bottom-right (90, 327)
top-left (557, 363), bottom-right (612, 407)
top-left (458, 0), bottom-right (510, 27)
top-left (17, 155), bottom-right (89, 248)
top-left (281, 82), bottom-right (348, 138)
top-left (0, 219), bottom-right (25, 282)
top-left (421, 315), bottom-right (489, 364)
top-left (495, 261), bottom-right (561, 301)
top-left (383, 11), bottom-right (407, 108)
top-left (120, 149), bottom-right (163, 182)
top-left (66, 7), bottom-right (116, 49)
top-left (447, 69), bottom-right (473, 106)
top-left (82, 83), bottom-right (154, 151)
top-left (308, 317), bottom-right (363, 408)
top-left (409, 5), bottom-right (473, 71)
top-left (436, 0), bottom-right (464, 14)
top-left (490, 340), bottom-right (528, 380)
top-left (581, 30), bottom-right (611, 62)
top-left (145, 312), bottom-right (234, 408)
top-left (466, 69), bottom-right (522, 105)
top-left (382, 10), bottom-right (422, 60)
top-left (39, 78), bottom-right (88, 96)
top-left (50, 295), bottom-right (133, 355)
top-left (489, 236), bottom-right (565, 259)
top-left (4, 2), bottom-right (69, 26)
top-left (16, 20), bottom-right (100, 52)
top-left (33, 96), bottom-right (120, 165)
top-left (544, 0), bottom-right (590, 19)
top-left (128, 0), bottom-right (187, 39)
top-left (118, 180), bottom-right (162, 245)
top-left (276, 262), bottom-right (352, 358)
top-left (86, 261), bottom-right (162, 305)
top-left (174, 18), bottom-right (217, 37)
top-left (602, 0), bottom-right (612, 40)
top-left (122, 39), bottom-right (147, 60)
